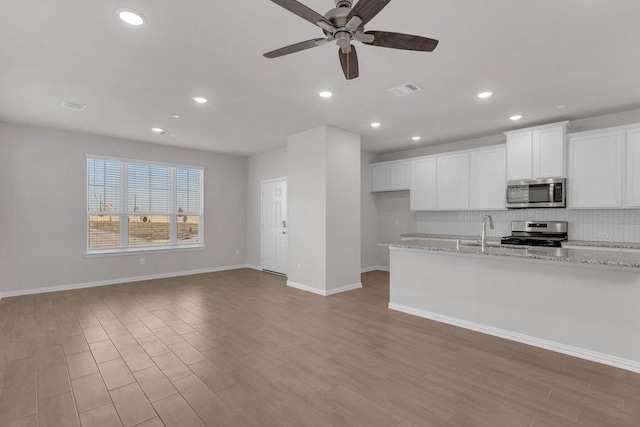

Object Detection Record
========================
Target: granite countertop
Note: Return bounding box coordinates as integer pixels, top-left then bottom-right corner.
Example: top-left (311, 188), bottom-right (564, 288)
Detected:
top-left (400, 233), bottom-right (640, 250)
top-left (382, 238), bottom-right (640, 269)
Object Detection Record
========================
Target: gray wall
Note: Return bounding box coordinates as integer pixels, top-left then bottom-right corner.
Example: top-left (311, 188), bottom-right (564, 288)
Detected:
top-left (246, 147), bottom-right (287, 268)
top-left (0, 121), bottom-right (247, 295)
top-left (360, 152), bottom-right (379, 270)
top-left (374, 192), bottom-right (414, 267)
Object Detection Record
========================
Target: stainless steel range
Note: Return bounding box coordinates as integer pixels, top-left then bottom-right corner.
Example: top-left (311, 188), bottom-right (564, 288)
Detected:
top-left (501, 221), bottom-right (568, 248)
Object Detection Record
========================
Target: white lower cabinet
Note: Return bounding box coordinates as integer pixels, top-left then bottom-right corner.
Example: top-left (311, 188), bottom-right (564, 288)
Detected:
top-left (568, 130), bottom-right (624, 208)
top-left (410, 157), bottom-right (437, 211)
top-left (437, 152), bottom-right (469, 211)
top-left (469, 146), bottom-right (506, 210)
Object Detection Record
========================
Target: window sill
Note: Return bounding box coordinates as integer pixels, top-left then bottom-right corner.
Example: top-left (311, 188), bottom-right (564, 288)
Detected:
top-left (85, 244), bottom-right (205, 258)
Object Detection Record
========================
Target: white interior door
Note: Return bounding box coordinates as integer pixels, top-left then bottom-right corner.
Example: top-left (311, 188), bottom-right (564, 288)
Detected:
top-left (261, 179), bottom-right (287, 275)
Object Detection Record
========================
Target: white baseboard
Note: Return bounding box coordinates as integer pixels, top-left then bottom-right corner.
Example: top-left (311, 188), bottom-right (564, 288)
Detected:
top-left (0, 264), bottom-right (250, 298)
top-left (286, 280), bottom-right (326, 296)
top-left (287, 280), bottom-right (362, 296)
top-left (361, 266), bottom-right (389, 273)
top-left (246, 264), bottom-right (263, 271)
top-left (389, 302), bottom-right (640, 374)
top-left (326, 282), bottom-right (362, 295)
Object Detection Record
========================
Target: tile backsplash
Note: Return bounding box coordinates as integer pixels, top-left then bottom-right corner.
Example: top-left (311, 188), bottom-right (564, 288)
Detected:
top-left (415, 209), bottom-right (640, 242)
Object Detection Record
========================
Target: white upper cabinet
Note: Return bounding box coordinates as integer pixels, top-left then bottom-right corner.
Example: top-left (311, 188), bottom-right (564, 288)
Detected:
top-left (506, 121), bottom-right (568, 181)
top-left (533, 125), bottom-right (566, 178)
top-left (568, 130), bottom-right (624, 208)
top-left (410, 157), bottom-right (437, 211)
top-left (437, 152), bottom-right (469, 211)
top-left (505, 131), bottom-right (532, 180)
top-left (390, 161), bottom-right (411, 190)
top-left (469, 146), bottom-right (506, 210)
top-left (626, 128), bottom-right (640, 207)
top-left (370, 160), bottom-right (411, 192)
top-left (371, 163), bottom-right (390, 191)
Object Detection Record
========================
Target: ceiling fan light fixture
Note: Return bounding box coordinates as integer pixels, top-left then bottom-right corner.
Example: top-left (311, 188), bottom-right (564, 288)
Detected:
top-left (117, 9), bottom-right (146, 26)
top-left (510, 115), bottom-right (523, 121)
top-left (477, 91), bottom-right (493, 99)
top-left (319, 91), bottom-right (333, 98)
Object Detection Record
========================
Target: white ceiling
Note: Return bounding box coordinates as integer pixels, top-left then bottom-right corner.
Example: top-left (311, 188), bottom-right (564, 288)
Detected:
top-left (2, 0), bottom-right (640, 156)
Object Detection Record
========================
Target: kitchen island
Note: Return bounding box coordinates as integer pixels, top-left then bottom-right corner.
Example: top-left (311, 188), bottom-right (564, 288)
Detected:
top-left (381, 239), bottom-right (640, 373)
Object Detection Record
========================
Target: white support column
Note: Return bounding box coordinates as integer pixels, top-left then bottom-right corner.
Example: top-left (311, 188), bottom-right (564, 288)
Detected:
top-left (286, 125), bottom-right (362, 295)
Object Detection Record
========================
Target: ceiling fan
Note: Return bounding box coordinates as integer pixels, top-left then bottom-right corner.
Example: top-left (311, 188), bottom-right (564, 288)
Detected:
top-left (263, 0), bottom-right (439, 80)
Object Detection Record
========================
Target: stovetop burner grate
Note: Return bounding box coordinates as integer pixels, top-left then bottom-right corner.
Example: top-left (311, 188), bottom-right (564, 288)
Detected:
top-left (501, 220), bottom-right (568, 248)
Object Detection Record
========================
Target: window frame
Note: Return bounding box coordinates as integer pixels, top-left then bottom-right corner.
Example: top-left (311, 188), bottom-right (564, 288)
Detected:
top-left (86, 155), bottom-right (204, 255)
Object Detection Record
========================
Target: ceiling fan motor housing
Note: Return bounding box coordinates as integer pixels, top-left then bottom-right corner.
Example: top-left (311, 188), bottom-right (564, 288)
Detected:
top-left (323, 6), bottom-right (351, 30)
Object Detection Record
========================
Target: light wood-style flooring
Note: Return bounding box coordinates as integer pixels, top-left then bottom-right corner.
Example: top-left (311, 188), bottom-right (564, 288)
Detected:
top-left (1, 269), bottom-right (639, 426)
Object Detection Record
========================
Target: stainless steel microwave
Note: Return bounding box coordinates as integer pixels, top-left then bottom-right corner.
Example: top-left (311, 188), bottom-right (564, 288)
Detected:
top-left (506, 178), bottom-right (566, 208)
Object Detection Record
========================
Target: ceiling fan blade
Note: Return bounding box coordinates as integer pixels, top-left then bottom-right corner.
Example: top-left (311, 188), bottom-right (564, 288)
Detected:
top-left (270, 0), bottom-right (333, 28)
top-left (264, 38), bottom-right (330, 58)
top-left (347, 0), bottom-right (392, 26)
top-left (338, 45), bottom-right (359, 80)
top-left (362, 31), bottom-right (439, 52)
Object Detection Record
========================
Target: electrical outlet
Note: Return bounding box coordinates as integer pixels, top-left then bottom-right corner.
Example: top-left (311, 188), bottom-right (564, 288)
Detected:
top-left (394, 219), bottom-right (399, 226)
top-left (297, 263), bottom-right (301, 271)
top-left (235, 250), bottom-right (240, 256)
top-left (140, 258), bottom-right (145, 265)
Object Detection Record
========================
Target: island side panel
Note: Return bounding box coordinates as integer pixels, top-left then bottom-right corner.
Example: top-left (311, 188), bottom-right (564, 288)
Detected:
top-left (389, 247), bottom-right (640, 367)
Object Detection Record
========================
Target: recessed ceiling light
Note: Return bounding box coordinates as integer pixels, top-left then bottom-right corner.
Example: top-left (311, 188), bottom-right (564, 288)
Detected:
top-left (319, 91), bottom-right (332, 98)
top-left (192, 96), bottom-right (208, 104)
top-left (152, 128), bottom-right (163, 133)
top-left (509, 115), bottom-right (523, 121)
top-left (412, 136), bottom-right (421, 141)
top-left (370, 122), bottom-right (381, 128)
top-left (477, 91), bottom-right (493, 99)
top-left (117, 9), bottom-right (146, 26)
top-left (171, 114), bottom-right (180, 118)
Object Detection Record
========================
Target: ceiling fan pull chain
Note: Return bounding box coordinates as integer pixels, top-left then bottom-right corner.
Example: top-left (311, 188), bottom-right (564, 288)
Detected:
top-left (347, 52), bottom-right (350, 84)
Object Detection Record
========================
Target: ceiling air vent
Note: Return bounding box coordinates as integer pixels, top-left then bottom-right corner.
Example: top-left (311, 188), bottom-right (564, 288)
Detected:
top-left (388, 82), bottom-right (422, 97)
top-left (60, 100), bottom-right (87, 111)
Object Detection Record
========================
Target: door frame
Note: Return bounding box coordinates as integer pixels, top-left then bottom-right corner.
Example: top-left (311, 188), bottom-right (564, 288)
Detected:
top-left (260, 177), bottom-right (287, 274)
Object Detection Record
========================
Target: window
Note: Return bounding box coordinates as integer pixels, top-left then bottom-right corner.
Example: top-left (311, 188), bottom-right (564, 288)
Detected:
top-left (87, 156), bottom-right (203, 253)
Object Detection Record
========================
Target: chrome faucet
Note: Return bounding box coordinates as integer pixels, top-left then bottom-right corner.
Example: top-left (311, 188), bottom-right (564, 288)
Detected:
top-left (481, 215), bottom-right (494, 252)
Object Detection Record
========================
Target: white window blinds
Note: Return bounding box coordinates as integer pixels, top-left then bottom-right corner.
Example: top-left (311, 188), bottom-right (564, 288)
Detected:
top-left (87, 157), bottom-right (203, 252)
